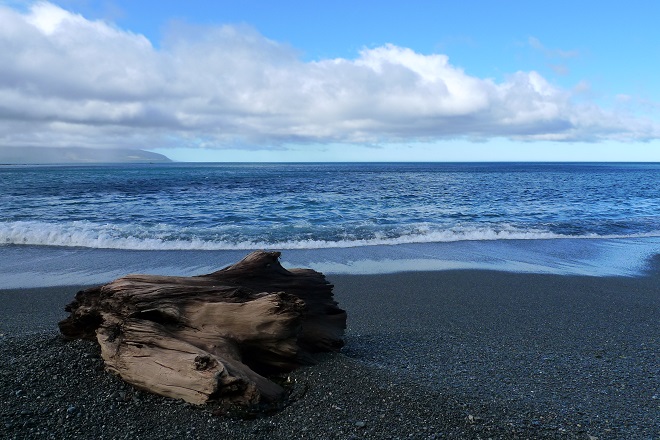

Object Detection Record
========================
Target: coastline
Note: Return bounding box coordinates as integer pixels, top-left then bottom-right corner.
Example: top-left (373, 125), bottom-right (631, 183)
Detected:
top-left (1, 268), bottom-right (658, 439)
top-left (2, 237), bottom-right (660, 290)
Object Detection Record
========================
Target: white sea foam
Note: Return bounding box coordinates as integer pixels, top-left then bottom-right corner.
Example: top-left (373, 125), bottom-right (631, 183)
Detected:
top-left (2, 220), bottom-right (660, 251)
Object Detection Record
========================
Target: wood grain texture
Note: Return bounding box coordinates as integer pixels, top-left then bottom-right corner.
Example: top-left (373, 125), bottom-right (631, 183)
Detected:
top-left (59, 251), bottom-right (346, 406)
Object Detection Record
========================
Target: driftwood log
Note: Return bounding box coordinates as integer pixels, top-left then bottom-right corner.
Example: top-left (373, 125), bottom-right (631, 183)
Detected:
top-left (59, 251), bottom-right (346, 407)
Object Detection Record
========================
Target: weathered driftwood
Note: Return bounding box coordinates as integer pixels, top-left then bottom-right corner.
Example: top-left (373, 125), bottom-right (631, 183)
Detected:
top-left (59, 251), bottom-right (346, 407)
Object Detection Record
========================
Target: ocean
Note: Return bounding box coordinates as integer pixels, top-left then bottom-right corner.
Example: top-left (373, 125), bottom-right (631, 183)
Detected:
top-left (1, 162), bottom-right (660, 288)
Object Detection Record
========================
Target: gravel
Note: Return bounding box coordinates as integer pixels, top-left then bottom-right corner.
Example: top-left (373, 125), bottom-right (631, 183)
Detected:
top-left (1, 268), bottom-right (659, 439)
top-left (1, 332), bottom-right (524, 440)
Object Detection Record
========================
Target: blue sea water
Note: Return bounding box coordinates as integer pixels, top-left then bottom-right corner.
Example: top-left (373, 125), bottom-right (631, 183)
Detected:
top-left (1, 162), bottom-right (660, 287)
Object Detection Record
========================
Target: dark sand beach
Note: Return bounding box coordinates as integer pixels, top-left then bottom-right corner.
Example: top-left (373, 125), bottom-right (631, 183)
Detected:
top-left (1, 267), bottom-right (658, 439)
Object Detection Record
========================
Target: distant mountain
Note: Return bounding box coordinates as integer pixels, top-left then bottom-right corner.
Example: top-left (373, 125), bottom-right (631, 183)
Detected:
top-left (0, 147), bottom-right (172, 164)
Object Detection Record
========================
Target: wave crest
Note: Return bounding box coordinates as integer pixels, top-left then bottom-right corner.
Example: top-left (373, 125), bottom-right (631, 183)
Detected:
top-left (3, 220), bottom-right (659, 250)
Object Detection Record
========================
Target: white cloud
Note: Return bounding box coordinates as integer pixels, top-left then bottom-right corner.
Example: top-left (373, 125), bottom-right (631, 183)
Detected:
top-left (0, 2), bottom-right (658, 150)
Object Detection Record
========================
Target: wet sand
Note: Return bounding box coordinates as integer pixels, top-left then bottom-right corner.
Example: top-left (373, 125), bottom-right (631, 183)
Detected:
top-left (1, 266), bottom-right (659, 439)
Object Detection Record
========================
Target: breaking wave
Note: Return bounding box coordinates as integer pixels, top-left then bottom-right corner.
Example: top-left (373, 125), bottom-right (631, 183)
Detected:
top-left (2, 220), bottom-right (659, 251)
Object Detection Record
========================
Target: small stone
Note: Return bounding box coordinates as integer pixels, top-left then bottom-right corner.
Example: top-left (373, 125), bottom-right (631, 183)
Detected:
top-left (66, 405), bottom-right (78, 415)
top-left (355, 421), bottom-right (366, 428)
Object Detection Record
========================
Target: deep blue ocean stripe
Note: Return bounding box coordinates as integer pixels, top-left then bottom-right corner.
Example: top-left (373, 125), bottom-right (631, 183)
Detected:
top-left (1, 162), bottom-right (659, 250)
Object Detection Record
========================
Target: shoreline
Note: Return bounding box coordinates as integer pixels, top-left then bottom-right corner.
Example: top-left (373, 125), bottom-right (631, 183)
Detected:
top-left (2, 237), bottom-right (660, 290)
top-left (1, 268), bottom-right (659, 439)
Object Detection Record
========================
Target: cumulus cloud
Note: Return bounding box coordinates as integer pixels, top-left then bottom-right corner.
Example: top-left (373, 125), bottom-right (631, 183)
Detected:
top-left (0, 2), bottom-right (658, 150)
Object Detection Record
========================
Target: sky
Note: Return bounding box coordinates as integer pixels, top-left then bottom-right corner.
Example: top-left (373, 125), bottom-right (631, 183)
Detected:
top-left (1, 0), bottom-right (660, 161)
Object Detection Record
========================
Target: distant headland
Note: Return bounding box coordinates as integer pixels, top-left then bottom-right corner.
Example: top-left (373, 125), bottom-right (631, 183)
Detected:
top-left (0, 147), bottom-right (172, 164)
